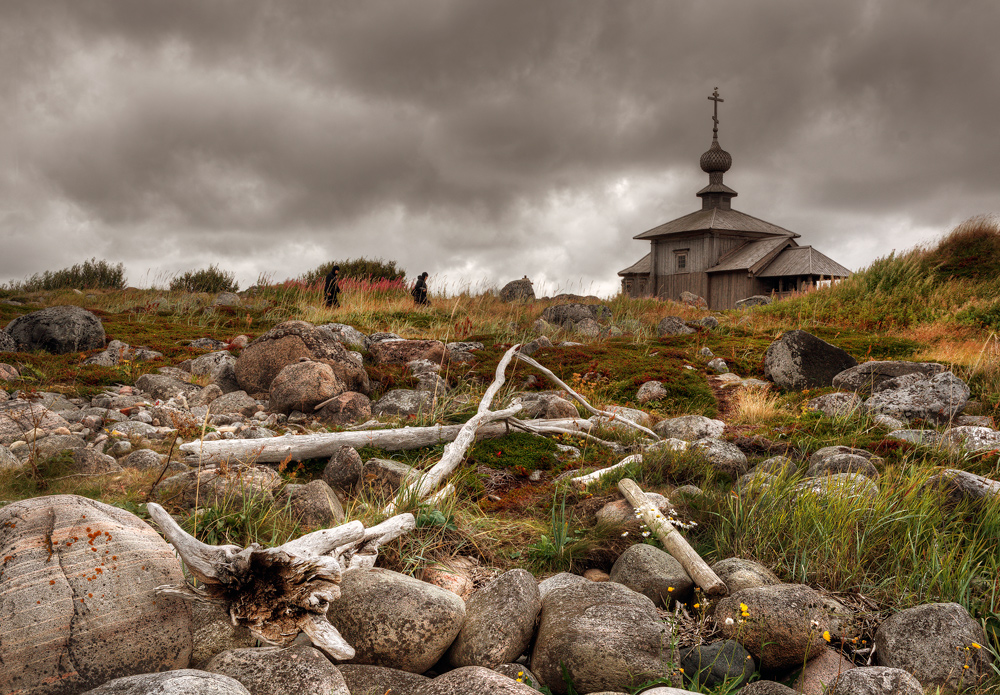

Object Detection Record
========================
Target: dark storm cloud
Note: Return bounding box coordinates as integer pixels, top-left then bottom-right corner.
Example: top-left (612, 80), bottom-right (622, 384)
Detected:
top-left (1, 0), bottom-right (998, 290)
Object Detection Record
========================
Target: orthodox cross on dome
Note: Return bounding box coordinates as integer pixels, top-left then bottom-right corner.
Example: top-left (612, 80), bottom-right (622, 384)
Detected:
top-left (708, 87), bottom-right (724, 139)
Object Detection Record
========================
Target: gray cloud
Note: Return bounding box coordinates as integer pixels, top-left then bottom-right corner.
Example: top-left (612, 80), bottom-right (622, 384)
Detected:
top-left (2, 0), bottom-right (998, 293)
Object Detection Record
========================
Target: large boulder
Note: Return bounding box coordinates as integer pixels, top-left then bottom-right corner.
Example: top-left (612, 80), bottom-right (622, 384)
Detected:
top-left (368, 339), bottom-right (447, 366)
top-left (764, 330), bottom-right (858, 389)
top-left (135, 373), bottom-right (201, 401)
top-left (924, 469), bottom-right (1000, 506)
top-left (327, 568), bottom-right (466, 673)
top-left (681, 640), bottom-right (755, 690)
top-left (205, 645), bottom-right (349, 695)
top-left (716, 584), bottom-right (846, 669)
top-left (541, 303), bottom-right (607, 326)
top-left (5, 305), bottom-right (106, 354)
top-left (656, 316), bottom-right (695, 337)
top-left (79, 670), bottom-right (250, 695)
top-left (234, 321), bottom-right (370, 397)
top-left (448, 569), bottom-right (541, 668)
top-left (316, 391), bottom-right (372, 425)
top-left (0, 495), bottom-right (192, 695)
top-left (863, 371), bottom-right (970, 424)
top-left (415, 666), bottom-right (538, 695)
top-left (832, 360), bottom-right (947, 396)
top-left (499, 277), bottom-right (535, 302)
top-left (654, 415), bottom-right (724, 441)
top-left (531, 580), bottom-right (679, 694)
top-left (609, 543), bottom-right (694, 607)
top-left (875, 602), bottom-right (992, 692)
top-left (0, 399), bottom-right (72, 445)
top-left (826, 666), bottom-right (923, 695)
top-left (374, 389), bottom-right (434, 417)
top-left (317, 323), bottom-right (368, 349)
top-left (690, 438), bottom-right (748, 477)
top-left (337, 664), bottom-right (431, 695)
top-left (710, 558), bottom-right (781, 594)
top-left (267, 360), bottom-right (345, 415)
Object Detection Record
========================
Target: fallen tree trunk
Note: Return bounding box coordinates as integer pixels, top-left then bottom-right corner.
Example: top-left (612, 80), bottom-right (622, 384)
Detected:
top-left (618, 478), bottom-right (728, 597)
top-left (179, 417), bottom-right (594, 464)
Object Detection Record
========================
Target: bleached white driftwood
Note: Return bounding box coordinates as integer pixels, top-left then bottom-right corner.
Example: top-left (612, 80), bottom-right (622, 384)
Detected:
top-left (514, 352), bottom-right (661, 440)
top-left (385, 344), bottom-right (522, 513)
top-left (570, 454), bottom-right (643, 488)
top-left (146, 502), bottom-right (416, 660)
top-left (617, 478), bottom-right (728, 597)
top-left (178, 417), bottom-right (595, 464)
top-left (508, 417), bottom-right (626, 451)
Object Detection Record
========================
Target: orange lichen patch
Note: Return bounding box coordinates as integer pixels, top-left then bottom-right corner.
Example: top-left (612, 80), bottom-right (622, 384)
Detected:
top-left (49, 580), bottom-right (55, 585)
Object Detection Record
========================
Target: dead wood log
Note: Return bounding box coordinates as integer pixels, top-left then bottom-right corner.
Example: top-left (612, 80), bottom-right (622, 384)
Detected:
top-left (385, 344), bottom-right (522, 513)
top-left (570, 454), bottom-right (642, 488)
top-left (178, 417), bottom-right (594, 464)
top-left (514, 353), bottom-right (660, 440)
top-left (146, 502), bottom-right (415, 660)
top-left (617, 478), bottom-right (728, 597)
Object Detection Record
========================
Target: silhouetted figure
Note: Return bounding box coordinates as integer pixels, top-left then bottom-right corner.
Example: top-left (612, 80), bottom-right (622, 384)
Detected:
top-left (411, 272), bottom-right (429, 305)
top-left (323, 265), bottom-right (340, 307)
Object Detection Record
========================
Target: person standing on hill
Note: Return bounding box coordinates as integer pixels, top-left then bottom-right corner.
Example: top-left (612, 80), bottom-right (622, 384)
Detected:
top-left (323, 265), bottom-right (340, 308)
top-left (411, 271), bottom-right (430, 306)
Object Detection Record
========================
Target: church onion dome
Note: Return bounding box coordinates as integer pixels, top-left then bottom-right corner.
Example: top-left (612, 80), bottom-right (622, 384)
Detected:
top-left (700, 139), bottom-right (732, 174)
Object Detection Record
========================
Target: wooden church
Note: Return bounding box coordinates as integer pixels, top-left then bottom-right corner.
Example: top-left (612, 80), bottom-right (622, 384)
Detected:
top-left (619, 89), bottom-right (851, 309)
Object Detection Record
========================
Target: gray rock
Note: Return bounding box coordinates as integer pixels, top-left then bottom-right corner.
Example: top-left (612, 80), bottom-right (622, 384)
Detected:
top-left (690, 438), bottom-right (748, 477)
top-left (0, 444), bottom-right (20, 470)
top-left (832, 360), bottom-right (947, 396)
top-left (863, 371), bottom-right (970, 424)
top-left (924, 469), bottom-right (1000, 505)
top-left (108, 420), bottom-right (165, 438)
top-left (696, 315), bottom-right (719, 329)
top-left (322, 446), bottom-right (364, 490)
top-left (716, 584), bottom-right (845, 669)
top-left (499, 277), bottom-right (536, 302)
top-left (541, 303), bottom-right (608, 326)
top-left (938, 425), bottom-right (1000, 453)
top-left (596, 493), bottom-right (673, 525)
top-left (875, 602), bottom-right (992, 692)
top-left (212, 292), bottom-right (242, 306)
top-left (414, 666), bottom-right (538, 695)
top-left (190, 350), bottom-right (235, 376)
top-left (808, 445), bottom-right (877, 468)
top-left (374, 389), bottom-right (434, 417)
top-left (735, 295), bottom-right (771, 309)
top-left (337, 664), bottom-right (431, 695)
top-left (706, 358), bottom-right (728, 374)
top-left (80, 670), bottom-right (250, 695)
top-left (0, 399), bottom-right (72, 445)
top-left (448, 569), bottom-right (541, 668)
top-left (0, 330), bottom-right (15, 353)
top-left (283, 479), bottom-right (345, 527)
top-left (135, 373), bottom-right (201, 401)
top-left (806, 391), bottom-right (863, 418)
top-left (190, 337), bottom-right (229, 351)
top-left (739, 683), bottom-right (799, 695)
top-left (754, 456), bottom-right (798, 478)
top-left (681, 640), bottom-right (754, 689)
top-left (361, 457), bottom-right (418, 496)
top-left (806, 453), bottom-right (879, 479)
top-left (636, 381), bottom-right (668, 404)
top-left (609, 543), bottom-right (693, 607)
top-left (211, 360), bottom-right (242, 394)
top-left (521, 336), bottom-right (553, 357)
top-left (30, 433), bottom-right (88, 460)
top-left (710, 558), bottom-right (781, 594)
top-left (537, 571), bottom-right (589, 600)
top-left (656, 316), bottom-right (695, 337)
top-left (493, 664), bottom-right (542, 691)
top-left (679, 291), bottom-right (708, 310)
top-left (446, 341), bottom-right (484, 353)
top-left (698, 347), bottom-right (715, 358)
top-left (317, 391), bottom-right (372, 425)
top-left (366, 331), bottom-right (402, 345)
top-left (327, 568), bottom-right (466, 673)
top-left (318, 323), bottom-right (368, 348)
top-left (825, 666), bottom-right (922, 695)
top-left (6, 305), bottom-right (105, 354)
top-left (574, 317), bottom-right (602, 338)
top-left (205, 645), bottom-right (349, 695)
top-left (764, 330), bottom-right (858, 390)
top-left (190, 383), bottom-right (224, 407)
top-left (653, 415), bottom-right (724, 441)
top-left (190, 601), bottom-right (257, 669)
top-left (531, 581), bottom-right (679, 694)
top-left (887, 428), bottom-right (940, 445)
top-left (154, 463), bottom-right (281, 509)
top-left (210, 391), bottom-right (261, 417)
top-left (71, 448), bottom-right (123, 474)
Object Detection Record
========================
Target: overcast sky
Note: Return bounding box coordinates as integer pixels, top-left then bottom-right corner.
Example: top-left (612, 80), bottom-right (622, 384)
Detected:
top-left (2, 1), bottom-right (998, 296)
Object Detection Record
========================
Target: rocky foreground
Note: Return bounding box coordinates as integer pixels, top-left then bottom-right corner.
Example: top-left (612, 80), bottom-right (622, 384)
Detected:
top-left (1, 302), bottom-right (998, 694)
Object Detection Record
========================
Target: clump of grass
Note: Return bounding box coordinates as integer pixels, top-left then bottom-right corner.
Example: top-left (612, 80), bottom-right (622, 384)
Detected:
top-left (730, 386), bottom-right (785, 426)
top-left (5, 258), bottom-right (127, 292)
top-left (170, 264), bottom-right (239, 293)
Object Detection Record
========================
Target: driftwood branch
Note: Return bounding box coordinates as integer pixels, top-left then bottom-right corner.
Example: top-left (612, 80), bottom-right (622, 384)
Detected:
top-left (147, 502), bottom-right (416, 660)
top-left (617, 478), bottom-right (728, 597)
top-left (177, 417), bottom-right (595, 464)
top-left (385, 344), bottom-right (522, 513)
top-left (514, 353), bottom-right (660, 440)
top-left (571, 454), bottom-right (643, 488)
top-left (508, 417), bottom-right (625, 452)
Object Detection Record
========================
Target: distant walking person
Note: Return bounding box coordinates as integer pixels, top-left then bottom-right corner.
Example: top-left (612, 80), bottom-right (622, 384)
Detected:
top-left (411, 271), bottom-right (430, 306)
top-left (323, 265), bottom-right (340, 308)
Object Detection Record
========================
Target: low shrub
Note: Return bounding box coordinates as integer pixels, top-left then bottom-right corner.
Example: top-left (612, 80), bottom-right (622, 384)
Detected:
top-left (300, 257), bottom-right (406, 287)
top-left (6, 258), bottom-right (127, 291)
top-left (170, 264), bottom-right (239, 293)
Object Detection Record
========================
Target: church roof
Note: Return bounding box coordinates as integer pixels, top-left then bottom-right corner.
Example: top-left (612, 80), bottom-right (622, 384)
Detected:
top-left (633, 207), bottom-right (801, 241)
top-left (706, 236), bottom-right (795, 273)
top-left (756, 246), bottom-right (853, 278)
top-left (617, 252), bottom-right (651, 276)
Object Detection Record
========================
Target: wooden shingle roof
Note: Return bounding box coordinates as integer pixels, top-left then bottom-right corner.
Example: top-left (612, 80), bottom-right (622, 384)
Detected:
top-left (634, 207), bottom-right (801, 241)
top-left (756, 246), bottom-right (853, 278)
top-left (706, 236), bottom-right (794, 273)
top-left (617, 253), bottom-right (651, 276)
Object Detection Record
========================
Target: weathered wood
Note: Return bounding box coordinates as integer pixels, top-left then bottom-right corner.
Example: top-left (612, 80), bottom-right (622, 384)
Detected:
top-left (509, 417), bottom-right (625, 451)
top-left (179, 417), bottom-right (594, 464)
top-left (514, 353), bottom-right (660, 440)
top-left (571, 454), bottom-right (642, 488)
top-left (617, 478), bottom-right (728, 597)
top-left (385, 344), bottom-right (522, 513)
